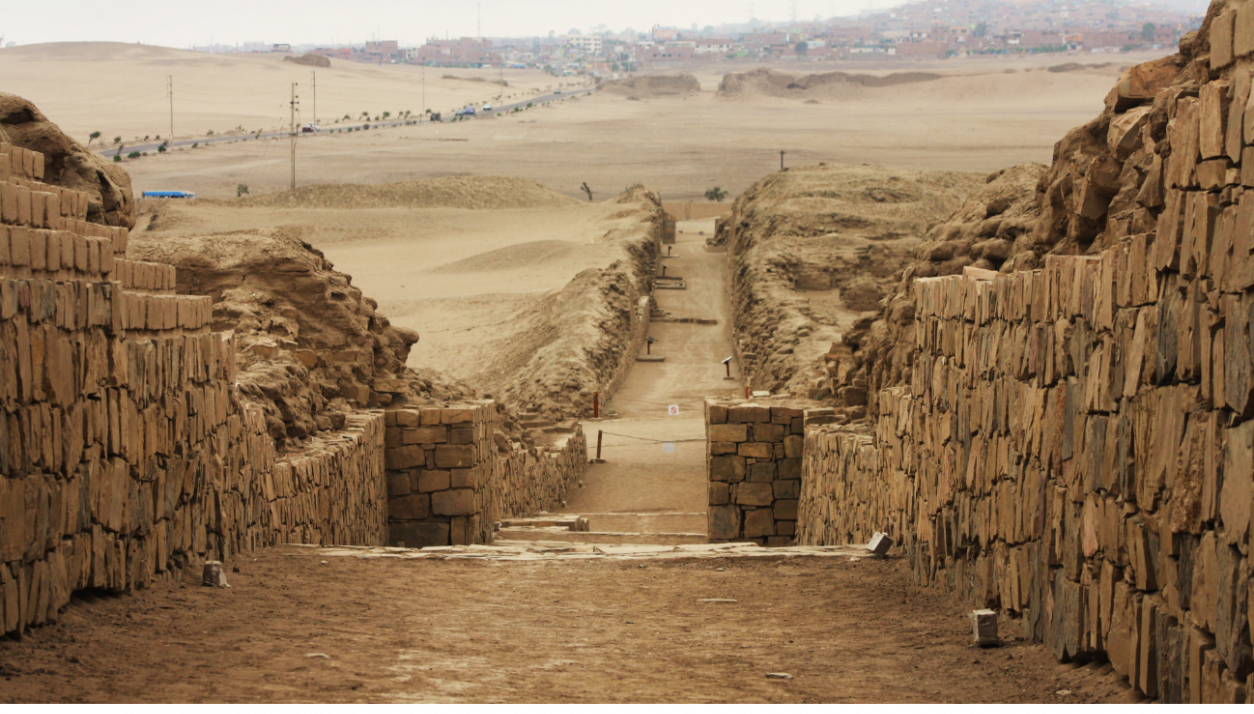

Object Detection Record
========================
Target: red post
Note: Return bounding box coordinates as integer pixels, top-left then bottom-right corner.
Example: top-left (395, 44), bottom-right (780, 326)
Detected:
top-left (744, 386), bottom-right (750, 399)
top-left (593, 391), bottom-right (600, 419)
top-left (596, 430), bottom-right (603, 460)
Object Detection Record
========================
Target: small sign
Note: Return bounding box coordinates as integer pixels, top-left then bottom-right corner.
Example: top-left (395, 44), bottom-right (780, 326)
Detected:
top-left (668, 405), bottom-right (680, 416)
top-left (662, 442), bottom-right (675, 453)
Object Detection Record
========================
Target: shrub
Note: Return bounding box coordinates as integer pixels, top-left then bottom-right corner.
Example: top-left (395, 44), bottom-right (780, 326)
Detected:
top-left (112, 154), bottom-right (121, 162)
top-left (127, 151), bottom-right (141, 159)
top-left (704, 187), bottom-right (728, 202)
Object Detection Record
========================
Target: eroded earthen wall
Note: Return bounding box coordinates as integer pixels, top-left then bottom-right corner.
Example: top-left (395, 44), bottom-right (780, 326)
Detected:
top-left (0, 142), bottom-right (389, 637)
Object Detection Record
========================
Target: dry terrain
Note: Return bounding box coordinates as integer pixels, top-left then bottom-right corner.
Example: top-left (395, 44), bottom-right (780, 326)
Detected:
top-left (0, 546), bottom-right (1135, 704)
top-left (1, 43), bottom-right (1175, 201)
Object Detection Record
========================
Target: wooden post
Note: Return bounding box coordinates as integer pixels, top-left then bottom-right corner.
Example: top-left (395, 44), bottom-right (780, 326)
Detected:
top-left (661, 264), bottom-right (667, 277)
top-left (596, 430), bottom-right (603, 461)
top-left (744, 386), bottom-right (750, 399)
top-left (725, 360), bottom-right (732, 378)
top-left (593, 391), bottom-right (600, 419)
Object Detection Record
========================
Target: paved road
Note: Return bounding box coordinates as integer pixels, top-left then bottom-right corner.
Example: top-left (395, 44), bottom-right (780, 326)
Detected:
top-left (95, 87), bottom-right (597, 158)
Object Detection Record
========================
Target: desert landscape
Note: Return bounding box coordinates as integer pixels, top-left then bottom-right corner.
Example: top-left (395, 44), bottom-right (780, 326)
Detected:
top-left (2, 0), bottom-right (1253, 703)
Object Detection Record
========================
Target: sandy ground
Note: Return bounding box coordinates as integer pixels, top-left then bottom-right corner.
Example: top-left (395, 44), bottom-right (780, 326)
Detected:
top-left (26, 49), bottom-right (1168, 202)
top-left (558, 224), bottom-right (740, 537)
top-left (0, 546), bottom-right (1135, 703)
top-left (0, 42), bottom-right (589, 141)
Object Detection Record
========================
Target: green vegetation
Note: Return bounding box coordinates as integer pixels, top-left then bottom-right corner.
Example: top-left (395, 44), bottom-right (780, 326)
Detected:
top-left (705, 187), bottom-right (728, 202)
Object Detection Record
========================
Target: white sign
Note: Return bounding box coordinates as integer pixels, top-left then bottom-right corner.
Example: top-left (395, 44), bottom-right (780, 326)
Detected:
top-left (668, 405), bottom-right (680, 416)
top-left (662, 442), bottom-right (675, 453)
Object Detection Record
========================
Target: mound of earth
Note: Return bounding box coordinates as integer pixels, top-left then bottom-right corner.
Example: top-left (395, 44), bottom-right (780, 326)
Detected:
top-left (283, 53), bottom-right (331, 68)
top-left (229, 176), bottom-right (580, 210)
top-left (0, 92), bottom-right (135, 228)
top-left (601, 74), bottom-right (701, 97)
top-left (717, 68), bottom-right (941, 100)
top-left (712, 163), bottom-right (980, 405)
top-left (129, 225), bottom-right (474, 449)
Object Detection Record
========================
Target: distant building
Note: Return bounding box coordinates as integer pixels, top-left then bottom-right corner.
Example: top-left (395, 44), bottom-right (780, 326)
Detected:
top-left (567, 34), bottom-right (603, 56)
top-left (272, 43), bottom-right (291, 53)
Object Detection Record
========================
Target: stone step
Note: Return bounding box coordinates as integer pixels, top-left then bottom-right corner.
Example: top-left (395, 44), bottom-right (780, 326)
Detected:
top-left (494, 529), bottom-right (706, 546)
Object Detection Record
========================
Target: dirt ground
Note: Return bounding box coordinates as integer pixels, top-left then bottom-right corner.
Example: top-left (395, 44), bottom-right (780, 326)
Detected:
top-left (0, 547), bottom-right (1136, 703)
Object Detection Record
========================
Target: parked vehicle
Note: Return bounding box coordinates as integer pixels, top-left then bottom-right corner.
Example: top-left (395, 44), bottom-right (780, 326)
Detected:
top-left (463, 105), bottom-right (476, 116)
top-left (300, 123), bottom-right (319, 133)
top-left (482, 102), bottom-right (493, 112)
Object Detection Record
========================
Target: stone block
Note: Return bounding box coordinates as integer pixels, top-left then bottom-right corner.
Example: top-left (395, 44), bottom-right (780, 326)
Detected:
top-left (773, 499), bottom-right (798, 521)
top-left (747, 461), bottom-right (776, 483)
top-left (1215, 9), bottom-right (1237, 69)
top-left (434, 444), bottom-right (475, 469)
top-left (1237, 2), bottom-right (1254, 58)
top-left (708, 504), bottom-right (740, 540)
top-left (783, 435), bottom-right (803, 458)
top-left (449, 468), bottom-right (476, 489)
top-left (385, 445), bottom-right (424, 470)
top-left (432, 488), bottom-right (475, 516)
top-left (709, 481), bottom-right (729, 505)
top-left (449, 427), bottom-right (474, 445)
top-left (389, 521), bottom-right (448, 548)
top-left (417, 470), bottom-right (450, 493)
top-left (744, 508), bottom-right (774, 538)
top-left (773, 479), bottom-right (800, 499)
top-left (389, 493), bottom-right (430, 520)
top-left (738, 442), bottom-right (772, 459)
top-left (709, 455), bottom-right (745, 482)
top-left (778, 458), bottom-right (801, 479)
top-left (403, 426), bottom-right (447, 445)
top-left (707, 404), bottom-right (728, 424)
top-left (728, 404), bottom-right (770, 423)
top-left (733, 482), bottom-right (773, 507)
top-left (386, 471), bottom-right (412, 497)
top-left (708, 423), bottom-right (748, 442)
top-left (709, 441), bottom-right (738, 456)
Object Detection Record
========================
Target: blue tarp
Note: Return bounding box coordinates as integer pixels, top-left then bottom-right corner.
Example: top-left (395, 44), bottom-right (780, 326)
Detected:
top-left (141, 191), bottom-right (196, 198)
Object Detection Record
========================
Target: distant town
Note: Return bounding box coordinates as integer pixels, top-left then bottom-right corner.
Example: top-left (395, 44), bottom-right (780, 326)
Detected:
top-left (192, 0), bottom-right (1200, 74)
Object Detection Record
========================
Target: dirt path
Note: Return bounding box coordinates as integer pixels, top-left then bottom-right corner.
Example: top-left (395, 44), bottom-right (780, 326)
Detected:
top-left (0, 547), bottom-right (1135, 703)
top-left (557, 222), bottom-right (740, 538)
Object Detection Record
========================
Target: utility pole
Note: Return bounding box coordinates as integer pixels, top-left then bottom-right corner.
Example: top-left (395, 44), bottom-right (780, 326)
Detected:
top-left (167, 75), bottom-right (174, 146)
top-left (780, 150), bottom-right (786, 170)
top-left (289, 82), bottom-right (299, 190)
top-left (422, 63), bottom-right (426, 115)
top-left (310, 71), bottom-right (317, 126)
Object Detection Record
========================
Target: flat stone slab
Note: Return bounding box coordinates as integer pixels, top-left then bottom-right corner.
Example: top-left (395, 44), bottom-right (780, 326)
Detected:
top-left (290, 542), bottom-right (873, 562)
top-left (636, 355), bottom-right (666, 362)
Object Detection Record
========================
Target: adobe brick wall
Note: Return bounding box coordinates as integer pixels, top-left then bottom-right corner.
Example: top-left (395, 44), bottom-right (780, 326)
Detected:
top-left (0, 141), bottom-right (389, 637)
top-left (492, 425), bottom-right (587, 521)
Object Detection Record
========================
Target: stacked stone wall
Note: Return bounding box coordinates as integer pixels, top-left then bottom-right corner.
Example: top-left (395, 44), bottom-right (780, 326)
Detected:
top-left (705, 401), bottom-right (805, 546)
top-left (492, 427), bottom-right (588, 521)
top-left (384, 404), bottom-right (589, 546)
top-left (604, 296), bottom-right (652, 405)
top-left (0, 141), bottom-right (389, 638)
top-left (798, 249), bottom-right (1254, 702)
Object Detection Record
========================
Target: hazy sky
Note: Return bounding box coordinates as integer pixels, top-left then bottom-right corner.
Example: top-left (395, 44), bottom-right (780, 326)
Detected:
top-left (6, 0), bottom-right (908, 48)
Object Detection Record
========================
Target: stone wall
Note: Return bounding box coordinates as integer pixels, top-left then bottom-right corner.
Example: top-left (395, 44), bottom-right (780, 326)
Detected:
top-left (798, 253), bottom-right (1254, 702)
top-left (492, 426), bottom-right (588, 521)
top-left (604, 296), bottom-right (652, 405)
top-left (384, 403), bottom-right (589, 547)
top-left (384, 404), bottom-right (498, 548)
top-left (705, 400), bottom-right (805, 546)
top-left (0, 141), bottom-right (389, 637)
